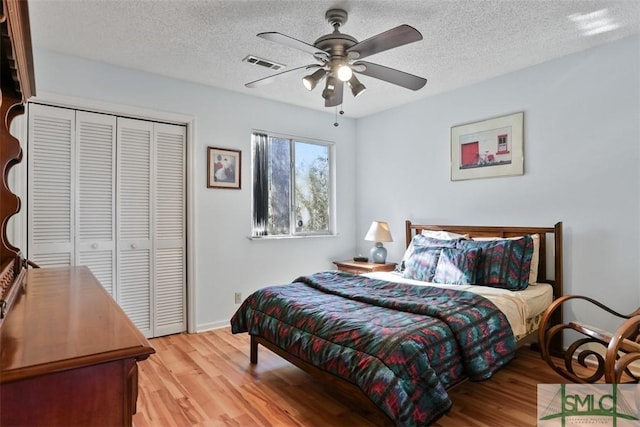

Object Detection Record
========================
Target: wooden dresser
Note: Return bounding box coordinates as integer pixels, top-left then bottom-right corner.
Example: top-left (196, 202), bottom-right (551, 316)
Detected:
top-left (0, 267), bottom-right (155, 426)
top-left (1, 4), bottom-right (154, 425)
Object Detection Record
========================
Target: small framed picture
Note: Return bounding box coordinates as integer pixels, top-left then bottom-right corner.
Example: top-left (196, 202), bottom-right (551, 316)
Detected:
top-left (207, 146), bottom-right (241, 189)
top-left (450, 112), bottom-right (524, 181)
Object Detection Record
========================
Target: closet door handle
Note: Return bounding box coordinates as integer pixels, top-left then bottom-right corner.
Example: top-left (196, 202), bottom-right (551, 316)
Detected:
top-left (131, 243), bottom-right (137, 249)
top-left (92, 243), bottom-right (98, 249)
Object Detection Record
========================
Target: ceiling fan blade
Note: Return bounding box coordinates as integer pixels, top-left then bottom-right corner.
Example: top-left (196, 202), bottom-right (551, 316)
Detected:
top-left (347, 25), bottom-right (422, 60)
top-left (245, 64), bottom-right (320, 88)
top-left (324, 79), bottom-right (344, 107)
top-left (353, 61), bottom-right (427, 91)
top-left (257, 32), bottom-right (329, 59)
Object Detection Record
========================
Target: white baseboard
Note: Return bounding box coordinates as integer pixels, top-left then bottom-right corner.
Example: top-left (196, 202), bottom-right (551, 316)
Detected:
top-left (195, 320), bottom-right (231, 332)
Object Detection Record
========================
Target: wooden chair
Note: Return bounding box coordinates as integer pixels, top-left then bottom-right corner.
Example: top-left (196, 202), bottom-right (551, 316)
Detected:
top-left (538, 295), bottom-right (640, 383)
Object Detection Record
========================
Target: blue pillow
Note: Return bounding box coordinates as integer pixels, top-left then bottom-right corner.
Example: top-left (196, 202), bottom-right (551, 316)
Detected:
top-left (402, 247), bottom-right (442, 282)
top-left (457, 236), bottom-right (534, 290)
top-left (399, 234), bottom-right (459, 272)
top-left (433, 247), bottom-right (481, 285)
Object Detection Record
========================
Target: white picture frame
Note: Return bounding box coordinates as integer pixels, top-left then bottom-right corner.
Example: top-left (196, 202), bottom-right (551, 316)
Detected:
top-left (450, 112), bottom-right (524, 181)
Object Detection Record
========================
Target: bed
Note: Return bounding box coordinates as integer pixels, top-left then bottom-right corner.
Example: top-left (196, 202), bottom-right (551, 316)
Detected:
top-left (231, 221), bottom-right (563, 426)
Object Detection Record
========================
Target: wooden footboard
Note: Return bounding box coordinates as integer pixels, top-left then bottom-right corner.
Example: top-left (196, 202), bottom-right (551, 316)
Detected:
top-left (250, 335), bottom-right (393, 424)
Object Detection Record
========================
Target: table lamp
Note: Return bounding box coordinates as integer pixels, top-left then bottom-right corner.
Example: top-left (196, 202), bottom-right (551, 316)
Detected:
top-left (364, 221), bottom-right (393, 264)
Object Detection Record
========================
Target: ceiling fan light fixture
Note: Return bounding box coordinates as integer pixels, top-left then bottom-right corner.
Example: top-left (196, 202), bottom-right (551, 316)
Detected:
top-left (322, 75), bottom-right (337, 99)
top-left (336, 64), bottom-right (353, 82)
top-left (302, 68), bottom-right (327, 91)
top-left (246, 8), bottom-right (427, 110)
top-left (348, 75), bottom-right (366, 97)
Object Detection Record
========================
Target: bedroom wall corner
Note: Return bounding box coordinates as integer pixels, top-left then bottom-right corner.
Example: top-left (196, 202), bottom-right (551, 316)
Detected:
top-left (354, 34), bottom-right (640, 333)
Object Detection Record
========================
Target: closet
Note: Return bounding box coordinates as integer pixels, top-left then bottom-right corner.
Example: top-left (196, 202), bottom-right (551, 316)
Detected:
top-left (27, 103), bottom-right (186, 337)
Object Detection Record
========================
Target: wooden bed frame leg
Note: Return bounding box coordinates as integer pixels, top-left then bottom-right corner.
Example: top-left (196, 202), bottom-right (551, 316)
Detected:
top-left (250, 335), bottom-right (258, 364)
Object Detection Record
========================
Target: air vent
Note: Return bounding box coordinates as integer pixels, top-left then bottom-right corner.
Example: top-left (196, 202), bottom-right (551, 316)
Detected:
top-left (242, 55), bottom-right (285, 71)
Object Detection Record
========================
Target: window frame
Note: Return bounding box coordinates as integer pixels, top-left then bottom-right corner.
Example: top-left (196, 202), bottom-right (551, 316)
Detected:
top-left (251, 130), bottom-right (336, 239)
top-left (496, 133), bottom-right (510, 154)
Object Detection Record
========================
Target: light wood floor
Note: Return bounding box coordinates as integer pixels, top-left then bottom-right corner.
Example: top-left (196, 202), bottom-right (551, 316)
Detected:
top-left (133, 328), bottom-right (573, 427)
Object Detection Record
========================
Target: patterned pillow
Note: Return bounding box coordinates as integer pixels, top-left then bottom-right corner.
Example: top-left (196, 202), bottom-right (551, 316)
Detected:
top-left (402, 246), bottom-right (442, 282)
top-left (433, 247), bottom-right (481, 285)
top-left (399, 234), bottom-right (459, 272)
top-left (457, 236), bottom-right (534, 290)
top-left (472, 234), bottom-right (540, 284)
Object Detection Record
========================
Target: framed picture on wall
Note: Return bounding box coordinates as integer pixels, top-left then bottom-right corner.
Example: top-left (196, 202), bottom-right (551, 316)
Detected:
top-left (207, 146), bottom-right (241, 189)
top-left (450, 112), bottom-right (524, 181)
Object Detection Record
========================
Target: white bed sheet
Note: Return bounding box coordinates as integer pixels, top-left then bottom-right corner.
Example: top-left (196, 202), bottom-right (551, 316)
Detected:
top-left (363, 271), bottom-right (553, 338)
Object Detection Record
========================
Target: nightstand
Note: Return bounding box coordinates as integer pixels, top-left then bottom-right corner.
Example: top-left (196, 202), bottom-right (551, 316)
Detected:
top-left (333, 260), bottom-right (397, 274)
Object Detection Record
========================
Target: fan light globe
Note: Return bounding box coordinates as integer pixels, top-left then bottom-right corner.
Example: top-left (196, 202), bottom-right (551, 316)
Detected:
top-left (322, 75), bottom-right (337, 99)
top-left (348, 75), bottom-right (366, 97)
top-left (302, 68), bottom-right (327, 91)
top-left (302, 77), bottom-right (314, 91)
top-left (336, 64), bottom-right (353, 82)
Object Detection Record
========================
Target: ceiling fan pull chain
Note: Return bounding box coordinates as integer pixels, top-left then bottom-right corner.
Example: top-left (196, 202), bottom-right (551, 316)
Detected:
top-left (333, 105), bottom-right (345, 127)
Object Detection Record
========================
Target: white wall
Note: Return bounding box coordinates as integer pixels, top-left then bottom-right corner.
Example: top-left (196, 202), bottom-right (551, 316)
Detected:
top-left (28, 34), bottom-right (639, 334)
top-left (356, 34), bottom-right (640, 331)
top-left (30, 49), bottom-right (359, 331)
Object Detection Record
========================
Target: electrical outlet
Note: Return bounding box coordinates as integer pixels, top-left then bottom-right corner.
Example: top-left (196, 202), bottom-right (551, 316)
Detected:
top-left (234, 292), bottom-right (242, 304)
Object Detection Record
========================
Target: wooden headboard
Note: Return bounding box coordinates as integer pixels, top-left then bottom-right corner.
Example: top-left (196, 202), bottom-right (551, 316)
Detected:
top-left (405, 220), bottom-right (564, 343)
top-left (404, 220), bottom-right (563, 298)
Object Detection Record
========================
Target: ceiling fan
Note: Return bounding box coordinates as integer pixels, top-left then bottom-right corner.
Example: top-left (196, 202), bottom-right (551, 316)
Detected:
top-left (245, 8), bottom-right (427, 108)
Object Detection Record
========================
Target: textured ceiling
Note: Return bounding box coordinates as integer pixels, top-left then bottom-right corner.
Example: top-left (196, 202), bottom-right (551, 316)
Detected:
top-left (27, 0), bottom-right (640, 118)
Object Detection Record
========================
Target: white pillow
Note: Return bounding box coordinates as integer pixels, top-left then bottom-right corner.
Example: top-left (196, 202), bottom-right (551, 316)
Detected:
top-left (421, 230), bottom-right (470, 240)
top-left (472, 234), bottom-right (540, 284)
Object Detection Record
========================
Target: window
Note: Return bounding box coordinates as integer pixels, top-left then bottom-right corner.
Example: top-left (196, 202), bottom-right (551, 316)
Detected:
top-left (252, 131), bottom-right (334, 237)
top-left (497, 134), bottom-right (509, 154)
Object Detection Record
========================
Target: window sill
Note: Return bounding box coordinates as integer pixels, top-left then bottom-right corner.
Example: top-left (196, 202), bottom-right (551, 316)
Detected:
top-left (248, 233), bottom-right (338, 241)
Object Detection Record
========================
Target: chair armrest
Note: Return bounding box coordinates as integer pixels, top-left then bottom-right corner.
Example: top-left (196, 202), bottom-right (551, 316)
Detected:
top-left (569, 321), bottom-right (640, 353)
top-left (538, 295), bottom-right (640, 383)
top-left (605, 315), bottom-right (640, 383)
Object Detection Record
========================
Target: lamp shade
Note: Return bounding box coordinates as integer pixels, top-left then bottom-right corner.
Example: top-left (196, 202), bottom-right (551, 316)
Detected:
top-left (364, 221), bottom-right (393, 243)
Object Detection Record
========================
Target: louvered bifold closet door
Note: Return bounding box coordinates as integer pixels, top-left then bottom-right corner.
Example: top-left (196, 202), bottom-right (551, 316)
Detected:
top-left (117, 118), bottom-right (153, 337)
top-left (75, 112), bottom-right (117, 296)
top-left (154, 123), bottom-right (186, 336)
top-left (27, 104), bottom-right (75, 267)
